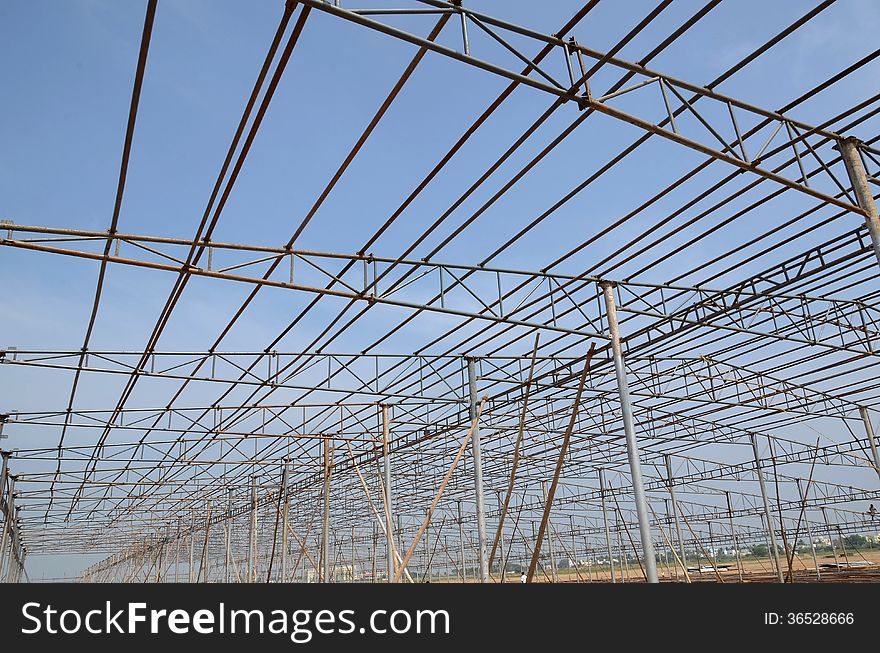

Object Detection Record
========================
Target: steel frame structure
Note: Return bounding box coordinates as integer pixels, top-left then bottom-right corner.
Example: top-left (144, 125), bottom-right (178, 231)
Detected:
top-left (2, 0), bottom-right (880, 583)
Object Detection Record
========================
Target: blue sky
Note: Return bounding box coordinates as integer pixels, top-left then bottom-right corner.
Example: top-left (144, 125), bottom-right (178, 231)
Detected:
top-left (3, 0), bottom-right (879, 356)
top-left (2, 1), bottom-right (880, 579)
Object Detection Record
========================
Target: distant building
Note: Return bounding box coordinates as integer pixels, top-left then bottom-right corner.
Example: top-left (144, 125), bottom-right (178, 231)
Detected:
top-left (304, 564), bottom-right (357, 583)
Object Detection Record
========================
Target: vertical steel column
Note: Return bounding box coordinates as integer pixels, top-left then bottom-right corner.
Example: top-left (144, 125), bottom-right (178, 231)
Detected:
top-left (0, 451), bottom-right (9, 513)
top-left (200, 500), bottom-right (212, 583)
top-left (225, 487), bottom-right (233, 583)
top-left (0, 453), bottom-right (10, 574)
top-left (6, 504), bottom-right (20, 583)
top-left (156, 528), bottom-right (166, 584)
top-left (858, 407), bottom-right (880, 483)
top-left (587, 542), bottom-right (594, 582)
top-left (382, 406), bottom-right (394, 583)
top-left (750, 434), bottom-right (784, 582)
top-left (708, 521), bottom-right (715, 563)
top-left (665, 455), bottom-right (687, 573)
top-left (600, 282), bottom-right (658, 583)
top-left (14, 512), bottom-right (23, 583)
top-left (466, 357), bottom-right (490, 583)
top-left (188, 509), bottom-right (195, 583)
top-left (175, 518), bottom-right (181, 583)
top-left (795, 479), bottom-right (821, 581)
top-left (839, 137), bottom-right (880, 266)
top-left (615, 509), bottom-right (626, 582)
top-left (248, 476), bottom-right (257, 583)
top-left (530, 520), bottom-right (538, 578)
top-left (457, 500), bottom-right (466, 582)
top-left (351, 526), bottom-right (356, 582)
top-left (371, 525), bottom-right (378, 583)
top-left (497, 490), bottom-right (506, 581)
top-left (396, 514), bottom-right (403, 569)
top-left (598, 468), bottom-right (615, 583)
top-left (664, 499), bottom-right (677, 580)
top-left (0, 475), bottom-right (15, 577)
top-left (280, 462), bottom-right (290, 582)
top-left (322, 438), bottom-right (333, 583)
top-left (724, 492), bottom-right (743, 582)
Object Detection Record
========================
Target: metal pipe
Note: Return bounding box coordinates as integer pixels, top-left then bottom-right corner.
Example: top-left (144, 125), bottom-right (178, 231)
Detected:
top-left (600, 282), bottom-right (658, 583)
top-left (708, 521), bottom-right (715, 564)
top-left (466, 357), bottom-right (489, 582)
top-left (188, 510), bottom-right (195, 583)
top-left (382, 406), bottom-right (394, 583)
top-left (598, 468), bottom-right (615, 583)
top-left (175, 518), bottom-right (181, 582)
top-left (724, 492), bottom-right (743, 582)
top-left (858, 406), bottom-right (880, 482)
top-left (371, 525), bottom-right (377, 583)
top-left (750, 434), bottom-right (784, 582)
top-left (665, 455), bottom-right (687, 573)
top-left (0, 476), bottom-right (15, 577)
top-left (0, 453), bottom-right (10, 573)
top-left (225, 487), bottom-right (233, 582)
top-left (6, 504), bottom-right (20, 583)
top-left (664, 499), bottom-right (677, 580)
top-left (839, 137), bottom-right (880, 266)
top-left (795, 480), bottom-right (821, 581)
top-left (281, 463), bottom-right (289, 581)
top-left (457, 500), bottom-right (466, 582)
top-left (249, 476), bottom-right (257, 583)
top-left (322, 438), bottom-right (333, 583)
top-left (200, 500), bottom-right (212, 582)
top-left (0, 451), bottom-right (9, 514)
top-left (497, 491), bottom-right (506, 582)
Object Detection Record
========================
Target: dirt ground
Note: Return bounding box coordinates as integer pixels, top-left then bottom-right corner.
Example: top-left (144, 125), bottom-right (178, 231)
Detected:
top-left (490, 550), bottom-right (880, 583)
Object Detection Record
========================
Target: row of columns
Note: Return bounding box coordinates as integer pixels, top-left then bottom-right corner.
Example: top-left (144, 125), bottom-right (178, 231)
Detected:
top-left (84, 503), bottom-right (863, 584)
top-left (79, 414), bottom-right (872, 585)
top-left (0, 451), bottom-right (26, 582)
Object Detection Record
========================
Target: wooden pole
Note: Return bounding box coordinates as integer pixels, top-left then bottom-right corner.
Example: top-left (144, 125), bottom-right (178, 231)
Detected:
top-left (488, 334), bottom-right (539, 569)
top-left (526, 344), bottom-right (595, 582)
top-left (393, 397), bottom-right (487, 582)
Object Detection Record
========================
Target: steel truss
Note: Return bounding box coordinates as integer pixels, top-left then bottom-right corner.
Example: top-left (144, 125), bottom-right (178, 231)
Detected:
top-left (2, 0), bottom-right (880, 583)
